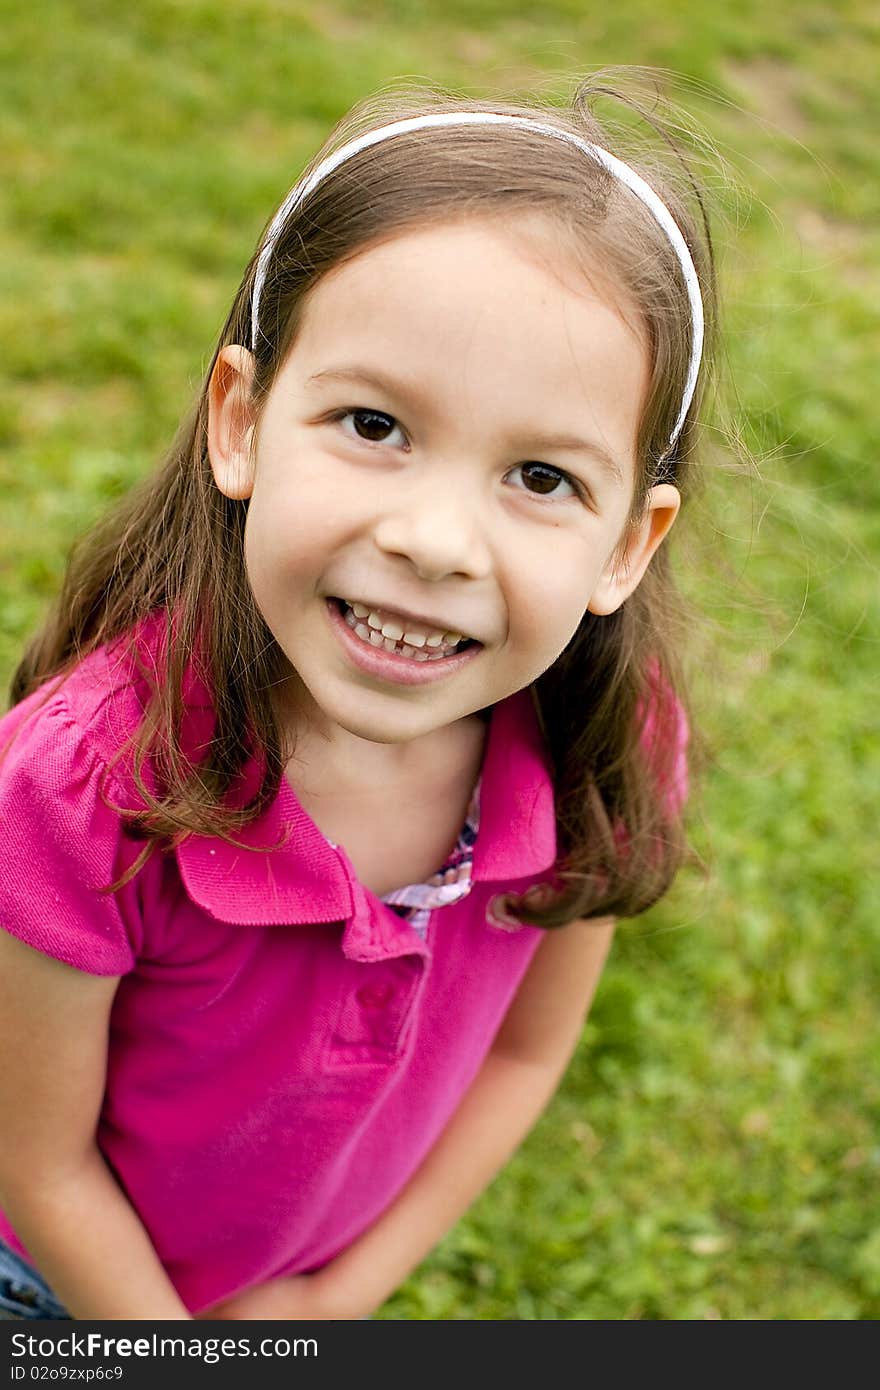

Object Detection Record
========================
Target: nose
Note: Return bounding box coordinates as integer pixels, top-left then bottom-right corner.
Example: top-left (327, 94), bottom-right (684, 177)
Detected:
top-left (371, 468), bottom-right (493, 583)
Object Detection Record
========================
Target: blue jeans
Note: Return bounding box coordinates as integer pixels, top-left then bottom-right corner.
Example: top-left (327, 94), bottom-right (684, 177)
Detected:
top-left (0, 1237), bottom-right (71, 1320)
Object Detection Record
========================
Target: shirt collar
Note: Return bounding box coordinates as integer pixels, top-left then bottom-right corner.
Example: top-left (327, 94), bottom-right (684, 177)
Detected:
top-left (175, 687), bottom-right (556, 954)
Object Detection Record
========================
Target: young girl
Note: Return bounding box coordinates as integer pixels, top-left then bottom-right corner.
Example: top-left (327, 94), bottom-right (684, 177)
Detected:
top-left (0, 76), bottom-right (714, 1321)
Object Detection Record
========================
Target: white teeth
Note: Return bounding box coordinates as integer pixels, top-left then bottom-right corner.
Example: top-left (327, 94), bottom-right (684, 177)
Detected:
top-left (343, 600), bottom-right (467, 647)
top-left (342, 599), bottom-right (473, 658)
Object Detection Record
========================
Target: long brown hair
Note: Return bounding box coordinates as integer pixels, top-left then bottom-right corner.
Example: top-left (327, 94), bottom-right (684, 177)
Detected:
top-left (8, 72), bottom-right (719, 923)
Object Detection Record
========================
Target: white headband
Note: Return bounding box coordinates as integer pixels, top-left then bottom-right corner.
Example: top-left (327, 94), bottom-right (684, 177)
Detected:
top-left (250, 111), bottom-right (704, 452)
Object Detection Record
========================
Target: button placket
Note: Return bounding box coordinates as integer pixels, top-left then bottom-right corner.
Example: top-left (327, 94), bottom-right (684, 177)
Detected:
top-left (326, 955), bottom-right (425, 1067)
top-left (356, 980), bottom-right (395, 1010)
top-left (324, 849), bottom-right (433, 1067)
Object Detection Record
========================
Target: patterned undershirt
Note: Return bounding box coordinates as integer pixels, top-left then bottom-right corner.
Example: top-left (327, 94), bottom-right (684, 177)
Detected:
top-left (377, 776), bottom-right (482, 939)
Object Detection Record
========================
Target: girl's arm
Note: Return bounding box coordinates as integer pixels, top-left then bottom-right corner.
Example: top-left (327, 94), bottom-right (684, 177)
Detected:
top-left (200, 914), bottom-right (616, 1321)
top-left (0, 929), bottom-right (192, 1320)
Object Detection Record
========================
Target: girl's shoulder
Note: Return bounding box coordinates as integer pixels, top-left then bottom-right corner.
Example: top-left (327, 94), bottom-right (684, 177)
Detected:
top-left (0, 610), bottom-right (194, 794)
top-left (634, 662), bottom-right (690, 817)
top-left (1, 632), bottom-right (150, 797)
top-left (0, 623), bottom-right (167, 976)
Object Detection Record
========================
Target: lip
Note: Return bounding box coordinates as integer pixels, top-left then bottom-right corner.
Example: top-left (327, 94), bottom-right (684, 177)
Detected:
top-left (338, 596), bottom-right (478, 643)
top-left (325, 599), bottom-right (483, 687)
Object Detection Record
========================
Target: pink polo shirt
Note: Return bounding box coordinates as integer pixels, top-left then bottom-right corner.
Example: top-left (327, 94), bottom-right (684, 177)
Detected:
top-left (0, 624), bottom-right (558, 1314)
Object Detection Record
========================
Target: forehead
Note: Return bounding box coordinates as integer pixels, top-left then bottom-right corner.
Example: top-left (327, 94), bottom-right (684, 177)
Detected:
top-left (297, 213), bottom-right (645, 349)
top-left (285, 216), bottom-right (649, 462)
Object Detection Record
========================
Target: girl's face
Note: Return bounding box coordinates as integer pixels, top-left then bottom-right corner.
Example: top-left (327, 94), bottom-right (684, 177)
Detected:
top-left (208, 216), bottom-right (679, 748)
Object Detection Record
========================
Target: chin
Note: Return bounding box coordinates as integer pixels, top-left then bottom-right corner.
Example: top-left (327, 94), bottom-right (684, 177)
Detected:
top-left (335, 709), bottom-right (437, 746)
top-left (293, 681), bottom-right (428, 743)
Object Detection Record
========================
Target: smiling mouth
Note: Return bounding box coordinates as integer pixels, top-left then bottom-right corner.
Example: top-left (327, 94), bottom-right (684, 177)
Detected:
top-left (330, 598), bottom-right (480, 663)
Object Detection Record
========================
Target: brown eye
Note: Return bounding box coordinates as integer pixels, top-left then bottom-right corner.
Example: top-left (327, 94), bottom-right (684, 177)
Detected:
top-left (510, 462), bottom-right (578, 500)
top-left (351, 409), bottom-right (397, 442)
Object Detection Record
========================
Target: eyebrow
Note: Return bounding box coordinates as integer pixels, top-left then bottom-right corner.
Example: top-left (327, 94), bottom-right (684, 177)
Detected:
top-left (305, 365), bottom-right (626, 487)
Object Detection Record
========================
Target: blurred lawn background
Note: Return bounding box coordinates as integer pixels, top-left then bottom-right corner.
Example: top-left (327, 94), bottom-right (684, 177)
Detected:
top-left (1, 0), bottom-right (877, 1319)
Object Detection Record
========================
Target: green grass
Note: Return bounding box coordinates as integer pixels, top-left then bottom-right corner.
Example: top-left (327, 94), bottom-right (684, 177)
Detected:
top-left (1, 0), bottom-right (877, 1319)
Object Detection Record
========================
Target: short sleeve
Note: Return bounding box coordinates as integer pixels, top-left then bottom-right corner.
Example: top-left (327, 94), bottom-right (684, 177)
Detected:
top-left (0, 692), bottom-right (140, 975)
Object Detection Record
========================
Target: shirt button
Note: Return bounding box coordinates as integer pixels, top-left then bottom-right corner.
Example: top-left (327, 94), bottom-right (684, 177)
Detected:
top-left (356, 981), bottom-right (394, 1009)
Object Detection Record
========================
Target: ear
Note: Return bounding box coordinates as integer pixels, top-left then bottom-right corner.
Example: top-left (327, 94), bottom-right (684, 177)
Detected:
top-left (207, 345), bottom-right (257, 500)
top-left (587, 483), bottom-right (681, 615)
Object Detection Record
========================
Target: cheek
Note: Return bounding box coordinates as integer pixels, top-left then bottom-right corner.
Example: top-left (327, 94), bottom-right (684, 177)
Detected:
top-left (243, 474), bottom-right (330, 585)
top-left (505, 549), bottom-right (598, 658)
